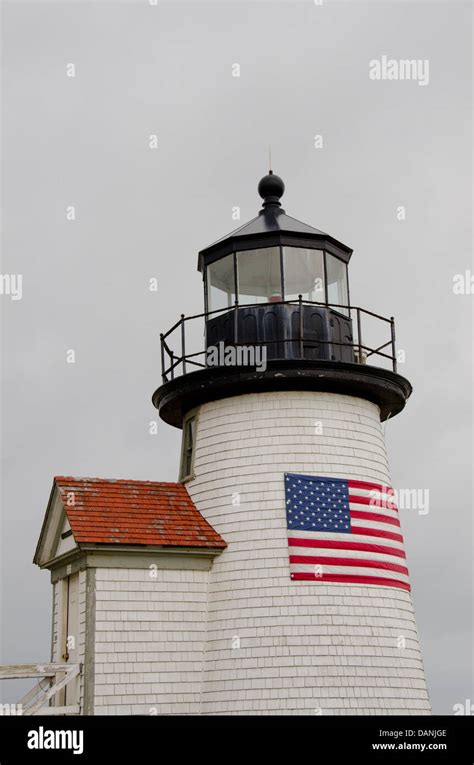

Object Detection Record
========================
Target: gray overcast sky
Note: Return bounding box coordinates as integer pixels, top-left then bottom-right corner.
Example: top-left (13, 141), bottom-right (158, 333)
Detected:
top-left (1, 0), bottom-right (472, 714)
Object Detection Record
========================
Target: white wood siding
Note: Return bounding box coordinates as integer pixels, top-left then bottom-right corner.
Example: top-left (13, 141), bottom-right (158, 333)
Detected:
top-left (92, 568), bottom-right (209, 714)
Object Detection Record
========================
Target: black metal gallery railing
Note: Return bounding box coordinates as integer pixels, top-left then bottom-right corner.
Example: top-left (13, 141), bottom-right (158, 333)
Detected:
top-left (159, 298), bottom-right (397, 383)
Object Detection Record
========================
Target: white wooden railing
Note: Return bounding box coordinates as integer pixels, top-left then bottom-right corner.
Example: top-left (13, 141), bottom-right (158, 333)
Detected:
top-left (0, 663), bottom-right (81, 715)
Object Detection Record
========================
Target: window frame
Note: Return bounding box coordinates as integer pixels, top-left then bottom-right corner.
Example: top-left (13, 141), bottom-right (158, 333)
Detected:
top-left (236, 246), bottom-right (283, 305)
top-left (324, 251), bottom-right (350, 316)
top-left (179, 409), bottom-right (198, 482)
top-left (206, 253), bottom-right (236, 314)
top-left (281, 246), bottom-right (326, 303)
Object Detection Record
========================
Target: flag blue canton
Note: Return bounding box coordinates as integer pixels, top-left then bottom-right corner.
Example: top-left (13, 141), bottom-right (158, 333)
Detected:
top-left (284, 473), bottom-right (352, 533)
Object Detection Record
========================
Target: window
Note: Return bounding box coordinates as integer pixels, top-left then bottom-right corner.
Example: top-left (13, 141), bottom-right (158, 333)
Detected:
top-left (237, 247), bottom-right (282, 304)
top-left (179, 412), bottom-right (197, 481)
top-left (326, 253), bottom-right (349, 315)
top-left (283, 247), bottom-right (325, 302)
top-left (207, 255), bottom-right (236, 313)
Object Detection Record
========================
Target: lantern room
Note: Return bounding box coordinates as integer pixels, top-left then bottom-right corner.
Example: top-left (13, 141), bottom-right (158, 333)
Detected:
top-left (198, 172), bottom-right (353, 362)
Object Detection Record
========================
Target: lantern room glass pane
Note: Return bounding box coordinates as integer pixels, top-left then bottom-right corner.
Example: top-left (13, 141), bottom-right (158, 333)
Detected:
top-left (326, 253), bottom-right (349, 315)
top-left (207, 255), bottom-right (236, 313)
top-left (237, 247), bottom-right (282, 304)
top-left (283, 247), bottom-right (325, 302)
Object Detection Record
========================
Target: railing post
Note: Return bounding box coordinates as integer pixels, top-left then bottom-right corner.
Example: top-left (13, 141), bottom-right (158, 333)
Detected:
top-left (356, 308), bottom-right (362, 365)
top-left (234, 300), bottom-right (239, 346)
top-left (181, 314), bottom-right (186, 375)
top-left (390, 316), bottom-right (397, 373)
top-left (160, 333), bottom-right (166, 382)
top-left (298, 294), bottom-right (303, 358)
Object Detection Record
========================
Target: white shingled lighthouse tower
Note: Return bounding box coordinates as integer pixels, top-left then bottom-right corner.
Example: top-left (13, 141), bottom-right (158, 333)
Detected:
top-left (152, 172), bottom-right (430, 715)
top-left (33, 172), bottom-right (430, 715)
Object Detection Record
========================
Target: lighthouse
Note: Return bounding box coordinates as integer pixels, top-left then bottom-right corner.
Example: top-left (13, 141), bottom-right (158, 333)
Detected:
top-left (152, 172), bottom-right (431, 715)
top-left (31, 172), bottom-right (430, 715)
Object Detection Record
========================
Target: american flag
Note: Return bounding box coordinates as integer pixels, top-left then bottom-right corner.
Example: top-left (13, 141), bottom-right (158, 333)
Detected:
top-left (284, 473), bottom-right (410, 592)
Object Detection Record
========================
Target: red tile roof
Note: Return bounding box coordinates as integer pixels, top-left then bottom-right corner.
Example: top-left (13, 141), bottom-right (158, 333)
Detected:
top-left (54, 476), bottom-right (226, 550)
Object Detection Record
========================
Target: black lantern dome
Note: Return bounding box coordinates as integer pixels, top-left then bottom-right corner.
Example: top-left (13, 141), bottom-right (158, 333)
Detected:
top-left (198, 173), bottom-right (353, 360)
top-left (153, 173), bottom-right (411, 428)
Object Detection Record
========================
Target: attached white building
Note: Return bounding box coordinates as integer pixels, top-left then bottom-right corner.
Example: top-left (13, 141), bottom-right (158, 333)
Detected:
top-left (34, 477), bottom-right (226, 715)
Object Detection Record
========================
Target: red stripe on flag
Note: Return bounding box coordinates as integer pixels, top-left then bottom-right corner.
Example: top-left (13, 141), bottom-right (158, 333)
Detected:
top-left (288, 537), bottom-right (406, 559)
top-left (290, 572), bottom-right (410, 592)
top-left (289, 555), bottom-right (409, 576)
top-left (350, 510), bottom-right (401, 527)
top-left (350, 525), bottom-right (404, 544)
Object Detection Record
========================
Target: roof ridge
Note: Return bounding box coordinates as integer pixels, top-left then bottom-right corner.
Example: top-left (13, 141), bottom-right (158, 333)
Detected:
top-left (54, 476), bottom-right (184, 487)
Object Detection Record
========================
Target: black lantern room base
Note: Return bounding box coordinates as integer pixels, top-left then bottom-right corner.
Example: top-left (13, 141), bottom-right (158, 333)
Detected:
top-left (152, 360), bottom-right (412, 429)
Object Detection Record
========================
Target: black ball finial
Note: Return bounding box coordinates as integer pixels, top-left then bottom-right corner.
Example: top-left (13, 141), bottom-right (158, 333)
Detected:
top-left (258, 171), bottom-right (285, 208)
